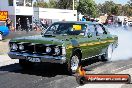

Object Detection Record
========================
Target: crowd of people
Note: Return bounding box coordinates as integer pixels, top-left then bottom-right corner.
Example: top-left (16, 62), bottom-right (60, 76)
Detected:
top-left (4, 15), bottom-right (131, 32)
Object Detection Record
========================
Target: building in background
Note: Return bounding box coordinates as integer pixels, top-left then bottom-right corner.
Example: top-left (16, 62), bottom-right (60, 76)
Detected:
top-left (0, 0), bottom-right (77, 30)
top-left (33, 7), bottom-right (77, 23)
top-left (0, 0), bottom-right (33, 30)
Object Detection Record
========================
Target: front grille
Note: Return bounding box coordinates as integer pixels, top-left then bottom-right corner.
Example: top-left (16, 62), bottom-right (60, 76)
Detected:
top-left (9, 42), bottom-right (62, 56)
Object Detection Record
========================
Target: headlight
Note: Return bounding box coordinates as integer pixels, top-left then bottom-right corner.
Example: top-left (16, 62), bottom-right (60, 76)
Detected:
top-left (54, 47), bottom-right (60, 55)
top-left (62, 47), bottom-right (66, 55)
top-left (11, 43), bottom-right (18, 50)
top-left (19, 44), bottom-right (24, 50)
top-left (46, 47), bottom-right (51, 53)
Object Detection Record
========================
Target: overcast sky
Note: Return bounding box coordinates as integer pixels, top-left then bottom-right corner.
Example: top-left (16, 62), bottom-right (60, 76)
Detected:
top-left (94, 0), bottom-right (129, 5)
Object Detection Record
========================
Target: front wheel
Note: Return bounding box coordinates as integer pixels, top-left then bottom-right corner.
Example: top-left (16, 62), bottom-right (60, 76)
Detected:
top-left (0, 32), bottom-right (3, 41)
top-left (101, 44), bottom-right (113, 62)
top-left (66, 53), bottom-right (81, 75)
top-left (19, 59), bottom-right (35, 70)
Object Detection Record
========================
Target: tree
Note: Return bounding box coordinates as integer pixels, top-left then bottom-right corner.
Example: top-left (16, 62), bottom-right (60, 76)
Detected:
top-left (57, 0), bottom-right (78, 9)
top-left (128, 0), bottom-right (132, 7)
top-left (33, 1), bottom-right (48, 8)
top-left (101, 1), bottom-right (115, 14)
top-left (48, 0), bottom-right (58, 8)
top-left (111, 5), bottom-right (119, 15)
top-left (77, 0), bottom-right (98, 17)
top-left (97, 0), bottom-right (132, 17)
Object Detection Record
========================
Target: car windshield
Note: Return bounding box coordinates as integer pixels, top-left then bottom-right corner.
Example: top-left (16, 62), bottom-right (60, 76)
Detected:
top-left (44, 23), bottom-right (87, 36)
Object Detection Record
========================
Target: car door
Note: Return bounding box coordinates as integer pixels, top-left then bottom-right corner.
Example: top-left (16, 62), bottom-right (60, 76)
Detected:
top-left (79, 24), bottom-right (100, 59)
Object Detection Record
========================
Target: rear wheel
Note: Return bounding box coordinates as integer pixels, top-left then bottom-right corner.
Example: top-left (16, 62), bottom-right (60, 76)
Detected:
top-left (101, 44), bottom-right (113, 61)
top-left (19, 59), bottom-right (35, 70)
top-left (0, 32), bottom-right (3, 41)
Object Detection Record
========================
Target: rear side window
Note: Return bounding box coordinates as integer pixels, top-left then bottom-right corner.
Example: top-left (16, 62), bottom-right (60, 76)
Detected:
top-left (95, 24), bottom-right (107, 36)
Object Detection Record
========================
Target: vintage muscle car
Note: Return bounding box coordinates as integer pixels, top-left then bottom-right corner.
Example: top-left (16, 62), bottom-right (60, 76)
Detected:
top-left (0, 26), bottom-right (9, 40)
top-left (8, 21), bottom-right (118, 74)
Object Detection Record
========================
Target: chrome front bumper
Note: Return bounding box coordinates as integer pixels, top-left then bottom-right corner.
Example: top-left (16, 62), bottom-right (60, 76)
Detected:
top-left (8, 52), bottom-right (66, 64)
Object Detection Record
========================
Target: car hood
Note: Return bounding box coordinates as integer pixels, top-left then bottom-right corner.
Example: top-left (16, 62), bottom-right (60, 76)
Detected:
top-left (10, 35), bottom-right (78, 45)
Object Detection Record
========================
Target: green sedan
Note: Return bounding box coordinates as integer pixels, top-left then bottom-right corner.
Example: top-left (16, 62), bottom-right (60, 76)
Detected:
top-left (8, 21), bottom-right (118, 74)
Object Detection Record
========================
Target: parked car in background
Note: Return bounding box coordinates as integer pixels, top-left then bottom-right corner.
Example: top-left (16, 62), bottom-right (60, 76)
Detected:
top-left (8, 21), bottom-right (118, 74)
top-left (0, 26), bottom-right (9, 40)
top-left (127, 20), bottom-right (132, 26)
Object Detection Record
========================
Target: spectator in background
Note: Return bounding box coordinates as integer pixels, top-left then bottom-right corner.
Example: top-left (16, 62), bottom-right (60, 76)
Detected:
top-left (40, 19), bottom-right (47, 28)
top-left (26, 18), bottom-right (30, 32)
top-left (5, 18), bottom-right (11, 30)
top-left (123, 18), bottom-right (128, 30)
top-left (82, 16), bottom-right (86, 21)
top-left (86, 16), bottom-right (90, 21)
top-left (16, 18), bottom-right (21, 31)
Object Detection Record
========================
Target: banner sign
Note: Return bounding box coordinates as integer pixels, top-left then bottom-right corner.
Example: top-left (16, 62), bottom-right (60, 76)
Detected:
top-left (76, 66), bottom-right (131, 85)
top-left (0, 11), bottom-right (8, 21)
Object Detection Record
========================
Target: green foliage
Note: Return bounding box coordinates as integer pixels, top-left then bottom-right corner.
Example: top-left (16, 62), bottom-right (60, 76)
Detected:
top-left (100, 1), bottom-right (115, 14)
top-left (57, 0), bottom-right (78, 9)
top-left (77, 0), bottom-right (98, 17)
top-left (33, 1), bottom-right (48, 8)
top-left (128, 0), bottom-right (132, 7)
top-left (111, 5), bottom-right (119, 15)
top-left (97, 0), bottom-right (132, 16)
top-left (33, 0), bottom-right (132, 17)
top-left (48, 0), bottom-right (58, 8)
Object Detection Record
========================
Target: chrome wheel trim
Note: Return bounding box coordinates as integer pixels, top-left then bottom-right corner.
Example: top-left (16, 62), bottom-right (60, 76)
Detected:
top-left (0, 33), bottom-right (2, 41)
top-left (71, 55), bottom-right (79, 71)
top-left (107, 44), bottom-right (113, 60)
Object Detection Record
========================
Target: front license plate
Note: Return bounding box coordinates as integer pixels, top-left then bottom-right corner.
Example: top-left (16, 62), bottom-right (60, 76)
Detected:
top-left (27, 57), bottom-right (40, 62)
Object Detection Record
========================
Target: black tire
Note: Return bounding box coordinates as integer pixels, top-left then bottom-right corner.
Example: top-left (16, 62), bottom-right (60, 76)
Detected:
top-left (19, 59), bottom-right (35, 70)
top-left (0, 32), bottom-right (3, 41)
top-left (66, 52), bottom-right (81, 75)
top-left (101, 54), bottom-right (108, 62)
top-left (76, 76), bottom-right (86, 85)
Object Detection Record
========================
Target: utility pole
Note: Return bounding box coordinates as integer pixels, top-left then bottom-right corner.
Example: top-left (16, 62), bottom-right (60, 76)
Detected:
top-left (73, 0), bottom-right (74, 10)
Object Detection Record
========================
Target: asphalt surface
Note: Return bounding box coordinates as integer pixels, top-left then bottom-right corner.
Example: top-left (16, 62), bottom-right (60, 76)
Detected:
top-left (0, 58), bottom-right (132, 88)
top-left (0, 27), bottom-right (132, 88)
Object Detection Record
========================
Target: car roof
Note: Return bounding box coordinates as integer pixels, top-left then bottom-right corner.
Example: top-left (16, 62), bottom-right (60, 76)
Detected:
top-left (54, 21), bottom-right (100, 25)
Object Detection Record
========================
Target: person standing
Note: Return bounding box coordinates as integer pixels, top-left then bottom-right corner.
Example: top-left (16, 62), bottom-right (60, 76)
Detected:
top-left (16, 18), bottom-right (21, 31)
top-left (5, 18), bottom-right (11, 30)
top-left (82, 16), bottom-right (86, 21)
top-left (123, 18), bottom-right (128, 30)
top-left (26, 18), bottom-right (30, 32)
